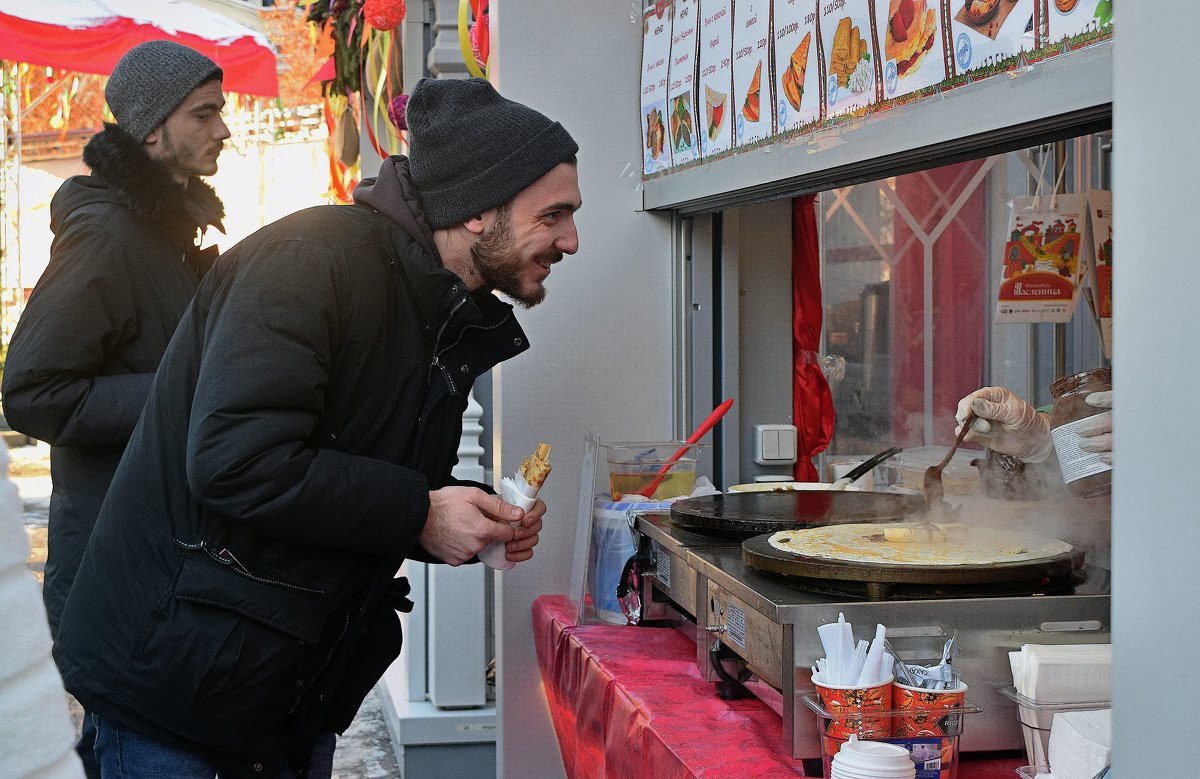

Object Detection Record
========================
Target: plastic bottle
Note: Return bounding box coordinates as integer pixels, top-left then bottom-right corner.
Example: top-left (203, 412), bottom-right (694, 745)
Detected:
top-left (1049, 367), bottom-right (1112, 498)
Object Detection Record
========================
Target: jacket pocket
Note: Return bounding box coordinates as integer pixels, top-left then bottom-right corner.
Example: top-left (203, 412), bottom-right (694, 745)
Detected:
top-left (136, 555), bottom-right (338, 756)
top-left (174, 554), bottom-right (325, 643)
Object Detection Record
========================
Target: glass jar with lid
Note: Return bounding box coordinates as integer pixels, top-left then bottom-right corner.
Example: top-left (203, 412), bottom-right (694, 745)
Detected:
top-left (1049, 367), bottom-right (1112, 498)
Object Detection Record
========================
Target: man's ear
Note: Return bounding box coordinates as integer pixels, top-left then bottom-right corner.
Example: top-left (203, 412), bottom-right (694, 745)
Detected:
top-left (143, 126), bottom-right (163, 146)
top-left (463, 214), bottom-right (486, 236)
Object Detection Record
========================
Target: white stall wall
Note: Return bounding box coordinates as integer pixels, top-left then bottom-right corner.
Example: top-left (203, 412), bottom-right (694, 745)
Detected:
top-left (490, 4), bottom-right (676, 777)
top-left (485, 2), bottom-right (1200, 775)
top-left (732, 200), bottom-right (796, 482)
top-left (1112, 4), bottom-right (1200, 775)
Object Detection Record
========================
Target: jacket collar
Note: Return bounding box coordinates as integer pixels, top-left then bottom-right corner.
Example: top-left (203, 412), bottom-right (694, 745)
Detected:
top-left (353, 156), bottom-right (436, 259)
top-left (356, 156), bottom-right (523, 345)
top-left (81, 123), bottom-right (225, 244)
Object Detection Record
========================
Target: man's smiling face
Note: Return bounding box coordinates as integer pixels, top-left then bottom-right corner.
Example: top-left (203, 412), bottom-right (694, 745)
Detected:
top-left (469, 162), bottom-right (582, 308)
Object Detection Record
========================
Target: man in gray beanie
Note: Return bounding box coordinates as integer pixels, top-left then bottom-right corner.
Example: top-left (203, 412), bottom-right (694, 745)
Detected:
top-left (52, 77), bottom-right (577, 777)
top-left (105, 40), bottom-right (224, 143)
top-left (2, 40), bottom-right (229, 777)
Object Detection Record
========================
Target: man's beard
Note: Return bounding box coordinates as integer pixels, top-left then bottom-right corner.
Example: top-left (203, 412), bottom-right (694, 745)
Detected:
top-left (157, 126), bottom-right (189, 177)
top-left (156, 126), bottom-right (217, 181)
top-left (469, 204), bottom-right (555, 309)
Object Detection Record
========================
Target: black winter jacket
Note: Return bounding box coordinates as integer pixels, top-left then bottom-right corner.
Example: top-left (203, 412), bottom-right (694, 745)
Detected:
top-left (53, 156), bottom-right (528, 777)
top-left (1, 125), bottom-right (223, 634)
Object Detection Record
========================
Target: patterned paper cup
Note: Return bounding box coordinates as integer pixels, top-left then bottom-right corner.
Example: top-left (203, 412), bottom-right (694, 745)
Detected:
top-left (813, 673), bottom-right (894, 740)
top-left (892, 681), bottom-right (968, 737)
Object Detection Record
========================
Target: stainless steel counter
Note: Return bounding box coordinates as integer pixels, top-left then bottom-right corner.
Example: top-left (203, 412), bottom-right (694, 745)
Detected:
top-left (632, 511), bottom-right (1111, 760)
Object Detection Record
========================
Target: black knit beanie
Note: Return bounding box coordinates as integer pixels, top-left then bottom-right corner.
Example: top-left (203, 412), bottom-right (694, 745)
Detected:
top-left (406, 78), bottom-right (579, 229)
top-left (105, 41), bottom-right (223, 142)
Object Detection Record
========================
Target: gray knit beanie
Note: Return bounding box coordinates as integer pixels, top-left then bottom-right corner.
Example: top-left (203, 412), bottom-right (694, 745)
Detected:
top-left (406, 78), bottom-right (578, 229)
top-left (105, 41), bottom-right (223, 141)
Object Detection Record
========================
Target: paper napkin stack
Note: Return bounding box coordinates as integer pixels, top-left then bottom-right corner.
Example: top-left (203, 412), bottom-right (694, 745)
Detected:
top-left (1047, 708), bottom-right (1111, 779)
top-left (1008, 643), bottom-right (1111, 770)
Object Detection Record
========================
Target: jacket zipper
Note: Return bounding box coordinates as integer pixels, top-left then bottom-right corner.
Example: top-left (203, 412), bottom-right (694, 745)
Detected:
top-left (173, 538), bottom-right (326, 595)
top-left (426, 295), bottom-right (469, 392)
top-left (425, 298), bottom-right (514, 392)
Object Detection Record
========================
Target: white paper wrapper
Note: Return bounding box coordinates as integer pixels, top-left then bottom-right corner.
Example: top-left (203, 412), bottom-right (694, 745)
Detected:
top-left (479, 475), bottom-right (538, 570)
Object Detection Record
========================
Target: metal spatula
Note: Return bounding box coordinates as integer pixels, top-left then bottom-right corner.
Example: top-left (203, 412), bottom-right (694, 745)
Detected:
top-left (829, 446), bottom-right (903, 490)
top-left (923, 413), bottom-right (974, 506)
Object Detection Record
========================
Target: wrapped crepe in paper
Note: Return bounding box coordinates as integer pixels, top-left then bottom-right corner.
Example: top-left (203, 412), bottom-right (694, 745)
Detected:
top-left (480, 443), bottom-right (551, 570)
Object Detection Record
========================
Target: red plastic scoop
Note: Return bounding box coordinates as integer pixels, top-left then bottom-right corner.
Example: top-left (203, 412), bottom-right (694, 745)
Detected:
top-left (638, 398), bottom-right (734, 499)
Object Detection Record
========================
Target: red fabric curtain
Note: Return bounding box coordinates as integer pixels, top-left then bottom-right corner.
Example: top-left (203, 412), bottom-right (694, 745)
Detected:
top-left (791, 195), bottom-right (835, 481)
top-left (0, 11), bottom-right (278, 96)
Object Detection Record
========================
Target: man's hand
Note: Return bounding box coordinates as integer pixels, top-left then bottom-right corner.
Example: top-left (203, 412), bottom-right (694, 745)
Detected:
top-left (422, 486), bottom-right (524, 565)
top-left (504, 498), bottom-right (544, 564)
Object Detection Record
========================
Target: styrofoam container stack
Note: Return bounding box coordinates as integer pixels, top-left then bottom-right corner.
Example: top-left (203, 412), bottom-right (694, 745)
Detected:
top-left (829, 736), bottom-right (915, 779)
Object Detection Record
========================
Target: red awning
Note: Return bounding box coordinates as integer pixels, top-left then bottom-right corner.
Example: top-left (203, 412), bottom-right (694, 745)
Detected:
top-left (0, 2), bottom-right (278, 97)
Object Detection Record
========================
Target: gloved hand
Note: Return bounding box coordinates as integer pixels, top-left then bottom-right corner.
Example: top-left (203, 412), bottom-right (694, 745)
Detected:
top-left (1077, 390), bottom-right (1113, 465)
top-left (955, 386), bottom-right (1054, 463)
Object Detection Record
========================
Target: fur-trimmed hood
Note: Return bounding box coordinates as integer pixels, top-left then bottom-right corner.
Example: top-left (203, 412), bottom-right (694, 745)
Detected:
top-left (52, 123), bottom-right (225, 246)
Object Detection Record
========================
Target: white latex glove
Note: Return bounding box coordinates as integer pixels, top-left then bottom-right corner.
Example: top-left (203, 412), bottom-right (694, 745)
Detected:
top-left (954, 386), bottom-right (1053, 463)
top-left (1077, 390), bottom-right (1113, 465)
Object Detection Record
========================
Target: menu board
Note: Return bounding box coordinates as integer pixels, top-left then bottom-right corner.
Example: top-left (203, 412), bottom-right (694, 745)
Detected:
top-left (639, 0), bottom-right (1111, 175)
top-left (947, 0), bottom-right (1036, 78)
top-left (876, 0), bottom-right (948, 101)
top-left (731, 0), bottom-right (773, 148)
top-left (697, 0), bottom-right (734, 158)
top-left (1045, 0), bottom-right (1112, 45)
top-left (667, 0), bottom-right (702, 166)
top-left (820, 0), bottom-right (879, 118)
top-left (641, 2), bottom-right (674, 175)
top-left (772, 0), bottom-right (821, 134)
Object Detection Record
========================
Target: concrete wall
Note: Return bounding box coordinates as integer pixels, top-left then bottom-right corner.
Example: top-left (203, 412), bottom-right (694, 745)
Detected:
top-left (490, 4), bottom-right (675, 778)
top-left (1111, 5), bottom-right (1200, 775)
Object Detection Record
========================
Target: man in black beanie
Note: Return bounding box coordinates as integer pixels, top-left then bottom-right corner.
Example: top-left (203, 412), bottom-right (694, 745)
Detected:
top-left (53, 77), bottom-right (577, 777)
top-left (2, 39), bottom-right (229, 777)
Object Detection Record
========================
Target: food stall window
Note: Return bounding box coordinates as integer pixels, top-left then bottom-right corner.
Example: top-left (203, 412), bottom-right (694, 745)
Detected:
top-left (819, 134), bottom-right (1111, 475)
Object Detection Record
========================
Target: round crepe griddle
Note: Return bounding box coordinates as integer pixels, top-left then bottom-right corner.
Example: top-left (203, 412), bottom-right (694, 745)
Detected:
top-left (668, 491), bottom-right (927, 537)
top-left (741, 531), bottom-right (1085, 586)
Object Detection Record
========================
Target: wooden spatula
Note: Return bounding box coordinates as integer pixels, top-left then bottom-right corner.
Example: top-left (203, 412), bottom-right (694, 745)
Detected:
top-left (923, 412), bottom-right (975, 506)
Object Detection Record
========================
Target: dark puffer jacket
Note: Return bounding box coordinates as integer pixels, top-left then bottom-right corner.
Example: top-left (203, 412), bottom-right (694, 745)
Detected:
top-left (1, 124), bottom-right (223, 635)
top-left (53, 156), bottom-right (527, 777)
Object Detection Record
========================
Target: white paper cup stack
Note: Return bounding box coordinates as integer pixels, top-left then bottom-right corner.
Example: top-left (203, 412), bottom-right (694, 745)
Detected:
top-left (829, 735), bottom-right (915, 779)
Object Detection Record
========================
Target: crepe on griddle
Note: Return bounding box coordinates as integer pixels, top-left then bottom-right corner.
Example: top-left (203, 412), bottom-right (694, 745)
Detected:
top-left (766, 522), bottom-right (1072, 567)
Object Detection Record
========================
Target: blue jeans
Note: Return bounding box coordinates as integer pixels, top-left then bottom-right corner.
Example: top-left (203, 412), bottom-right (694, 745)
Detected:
top-left (78, 710), bottom-right (101, 778)
top-left (91, 713), bottom-right (336, 778)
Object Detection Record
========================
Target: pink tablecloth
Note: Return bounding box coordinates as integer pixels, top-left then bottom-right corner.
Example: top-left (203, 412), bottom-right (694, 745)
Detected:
top-left (532, 594), bottom-right (1026, 779)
